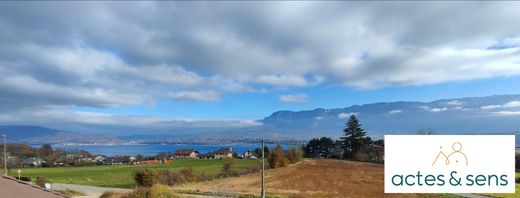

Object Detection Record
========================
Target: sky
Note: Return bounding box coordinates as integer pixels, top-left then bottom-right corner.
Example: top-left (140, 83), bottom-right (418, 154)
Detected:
top-left (1, 2), bottom-right (520, 134)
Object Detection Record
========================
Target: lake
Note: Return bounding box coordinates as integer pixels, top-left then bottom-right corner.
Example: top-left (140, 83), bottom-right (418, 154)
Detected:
top-left (52, 143), bottom-right (286, 156)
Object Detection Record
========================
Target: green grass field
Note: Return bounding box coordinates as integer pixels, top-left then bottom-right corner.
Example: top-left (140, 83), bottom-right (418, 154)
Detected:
top-left (9, 159), bottom-right (260, 188)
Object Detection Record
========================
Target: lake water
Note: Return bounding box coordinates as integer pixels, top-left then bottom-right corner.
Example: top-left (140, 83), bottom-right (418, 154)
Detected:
top-left (53, 143), bottom-right (285, 156)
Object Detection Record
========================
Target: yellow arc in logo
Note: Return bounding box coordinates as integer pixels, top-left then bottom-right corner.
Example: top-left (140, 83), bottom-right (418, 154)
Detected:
top-left (432, 142), bottom-right (468, 166)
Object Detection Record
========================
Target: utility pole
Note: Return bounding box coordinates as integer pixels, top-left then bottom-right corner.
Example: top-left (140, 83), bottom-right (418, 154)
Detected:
top-left (261, 137), bottom-right (265, 198)
top-left (3, 134), bottom-right (7, 176)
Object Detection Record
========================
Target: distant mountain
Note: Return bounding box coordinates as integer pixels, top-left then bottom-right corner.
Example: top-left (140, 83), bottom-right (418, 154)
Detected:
top-left (0, 125), bottom-right (119, 144)
top-left (2, 94), bottom-right (520, 145)
top-left (259, 94), bottom-right (520, 144)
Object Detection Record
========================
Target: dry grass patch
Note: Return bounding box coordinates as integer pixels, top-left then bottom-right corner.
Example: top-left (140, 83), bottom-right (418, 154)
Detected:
top-left (174, 159), bottom-right (439, 198)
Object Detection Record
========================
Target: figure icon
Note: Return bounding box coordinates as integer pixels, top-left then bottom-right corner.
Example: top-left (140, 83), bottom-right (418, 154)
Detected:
top-left (432, 142), bottom-right (468, 166)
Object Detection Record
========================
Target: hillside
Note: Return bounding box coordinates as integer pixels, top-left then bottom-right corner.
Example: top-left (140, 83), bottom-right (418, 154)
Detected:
top-left (0, 125), bottom-right (119, 144)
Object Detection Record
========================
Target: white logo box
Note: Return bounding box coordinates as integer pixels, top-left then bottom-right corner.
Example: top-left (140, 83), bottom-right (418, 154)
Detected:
top-left (384, 135), bottom-right (515, 193)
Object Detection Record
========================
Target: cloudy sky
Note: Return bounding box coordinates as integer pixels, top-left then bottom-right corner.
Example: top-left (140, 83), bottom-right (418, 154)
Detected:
top-left (1, 2), bottom-right (520, 134)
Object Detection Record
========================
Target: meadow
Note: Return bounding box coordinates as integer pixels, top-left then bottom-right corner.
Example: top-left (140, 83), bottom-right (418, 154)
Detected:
top-left (9, 159), bottom-right (260, 188)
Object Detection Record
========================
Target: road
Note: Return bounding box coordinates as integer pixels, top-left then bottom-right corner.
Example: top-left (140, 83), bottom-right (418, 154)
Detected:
top-left (51, 183), bottom-right (131, 198)
top-left (51, 183), bottom-right (218, 198)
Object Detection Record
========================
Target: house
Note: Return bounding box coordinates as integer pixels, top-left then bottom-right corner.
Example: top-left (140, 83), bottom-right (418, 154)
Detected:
top-left (52, 159), bottom-right (66, 166)
top-left (240, 150), bottom-right (255, 158)
top-left (213, 148), bottom-right (233, 159)
top-left (173, 149), bottom-right (200, 159)
top-left (94, 155), bottom-right (105, 162)
top-left (22, 157), bottom-right (43, 167)
top-left (103, 157), bottom-right (127, 165)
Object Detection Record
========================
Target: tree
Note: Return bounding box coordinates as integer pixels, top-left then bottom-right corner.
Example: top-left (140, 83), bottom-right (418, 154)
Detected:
top-left (373, 139), bottom-right (384, 146)
top-left (267, 145), bottom-right (288, 168)
top-left (304, 137), bottom-right (338, 158)
top-left (287, 148), bottom-right (303, 164)
top-left (38, 144), bottom-right (52, 157)
top-left (254, 146), bottom-right (269, 158)
top-left (340, 115), bottom-right (371, 159)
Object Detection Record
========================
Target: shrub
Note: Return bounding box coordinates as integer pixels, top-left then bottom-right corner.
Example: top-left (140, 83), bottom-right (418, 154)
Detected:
top-left (150, 184), bottom-right (178, 198)
top-left (353, 151), bottom-right (370, 162)
top-left (179, 166), bottom-right (198, 182)
top-left (34, 176), bottom-right (50, 188)
top-left (155, 169), bottom-right (178, 186)
top-left (132, 187), bottom-right (150, 198)
top-left (268, 145), bottom-right (289, 169)
top-left (220, 158), bottom-right (236, 177)
top-left (19, 176), bottom-right (31, 182)
top-left (287, 149), bottom-right (302, 164)
top-left (133, 168), bottom-right (156, 187)
top-left (99, 191), bottom-right (133, 198)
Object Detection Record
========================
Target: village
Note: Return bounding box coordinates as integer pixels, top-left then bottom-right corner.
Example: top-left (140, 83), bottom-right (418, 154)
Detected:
top-left (11, 146), bottom-right (259, 168)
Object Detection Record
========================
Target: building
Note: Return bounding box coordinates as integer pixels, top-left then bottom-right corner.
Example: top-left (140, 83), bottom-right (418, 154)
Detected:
top-left (213, 148), bottom-right (233, 159)
top-left (173, 149), bottom-right (200, 159)
top-left (240, 150), bottom-right (255, 158)
top-left (0, 175), bottom-right (67, 198)
top-left (103, 157), bottom-right (127, 165)
top-left (22, 157), bottom-right (43, 167)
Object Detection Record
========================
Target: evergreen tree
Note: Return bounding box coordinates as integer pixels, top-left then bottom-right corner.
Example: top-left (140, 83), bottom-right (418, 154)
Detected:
top-left (340, 114), bottom-right (371, 159)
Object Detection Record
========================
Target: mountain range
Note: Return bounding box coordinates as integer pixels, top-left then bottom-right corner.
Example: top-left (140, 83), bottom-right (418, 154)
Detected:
top-left (1, 94), bottom-right (519, 145)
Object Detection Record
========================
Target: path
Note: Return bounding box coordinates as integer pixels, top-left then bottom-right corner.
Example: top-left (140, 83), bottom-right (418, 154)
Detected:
top-left (52, 183), bottom-right (217, 198)
top-left (52, 183), bottom-right (131, 198)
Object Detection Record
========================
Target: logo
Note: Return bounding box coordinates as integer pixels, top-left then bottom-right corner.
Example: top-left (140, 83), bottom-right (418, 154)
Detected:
top-left (432, 142), bottom-right (468, 166)
top-left (384, 135), bottom-right (515, 193)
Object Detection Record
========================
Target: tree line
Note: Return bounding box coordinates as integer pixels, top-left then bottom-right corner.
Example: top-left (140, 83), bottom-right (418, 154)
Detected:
top-left (304, 114), bottom-right (384, 162)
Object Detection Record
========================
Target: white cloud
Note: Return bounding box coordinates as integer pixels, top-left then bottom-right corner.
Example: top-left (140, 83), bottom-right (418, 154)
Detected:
top-left (429, 107), bottom-right (448, 112)
top-left (504, 101), bottom-right (520, 108)
top-left (490, 111), bottom-right (520, 116)
top-left (169, 90), bottom-right (220, 102)
top-left (481, 105), bottom-right (501, 109)
top-left (481, 101), bottom-right (520, 110)
top-left (256, 75), bottom-right (309, 87)
top-left (337, 112), bottom-right (356, 119)
top-left (446, 100), bottom-right (464, 106)
top-left (279, 93), bottom-right (308, 103)
top-left (389, 109), bottom-right (403, 114)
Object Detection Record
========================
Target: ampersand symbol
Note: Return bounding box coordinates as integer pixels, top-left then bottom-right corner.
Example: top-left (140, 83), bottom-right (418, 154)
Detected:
top-left (449, 171), bottom-right (462, 186)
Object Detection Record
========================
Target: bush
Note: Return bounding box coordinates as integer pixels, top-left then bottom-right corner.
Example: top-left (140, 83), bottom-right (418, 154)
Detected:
top-left (132, 188), bottom-right (150, 198)
top-left (220, 158), bottom-right (236, 177)
top-left (19, 176), bottom-right (31, 182)
top-left (268, 145), bottom-right (289, 169)
top-left (150, 184), bottom-right (177, 198)
top-left (287, 149), bottom-right (302, 164)
top-left (179, 166), bottom-right (198, 182)
top-left (154, 169), bottom-right (178, 186)
top-left (100, 191), bottom-right (133, 198)
top-left (134, 168), bottom-right (156, 187)
top-left (34, 176), bottom-right (50, 188)
top-left (353, 151), bottom-right (370, 162)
